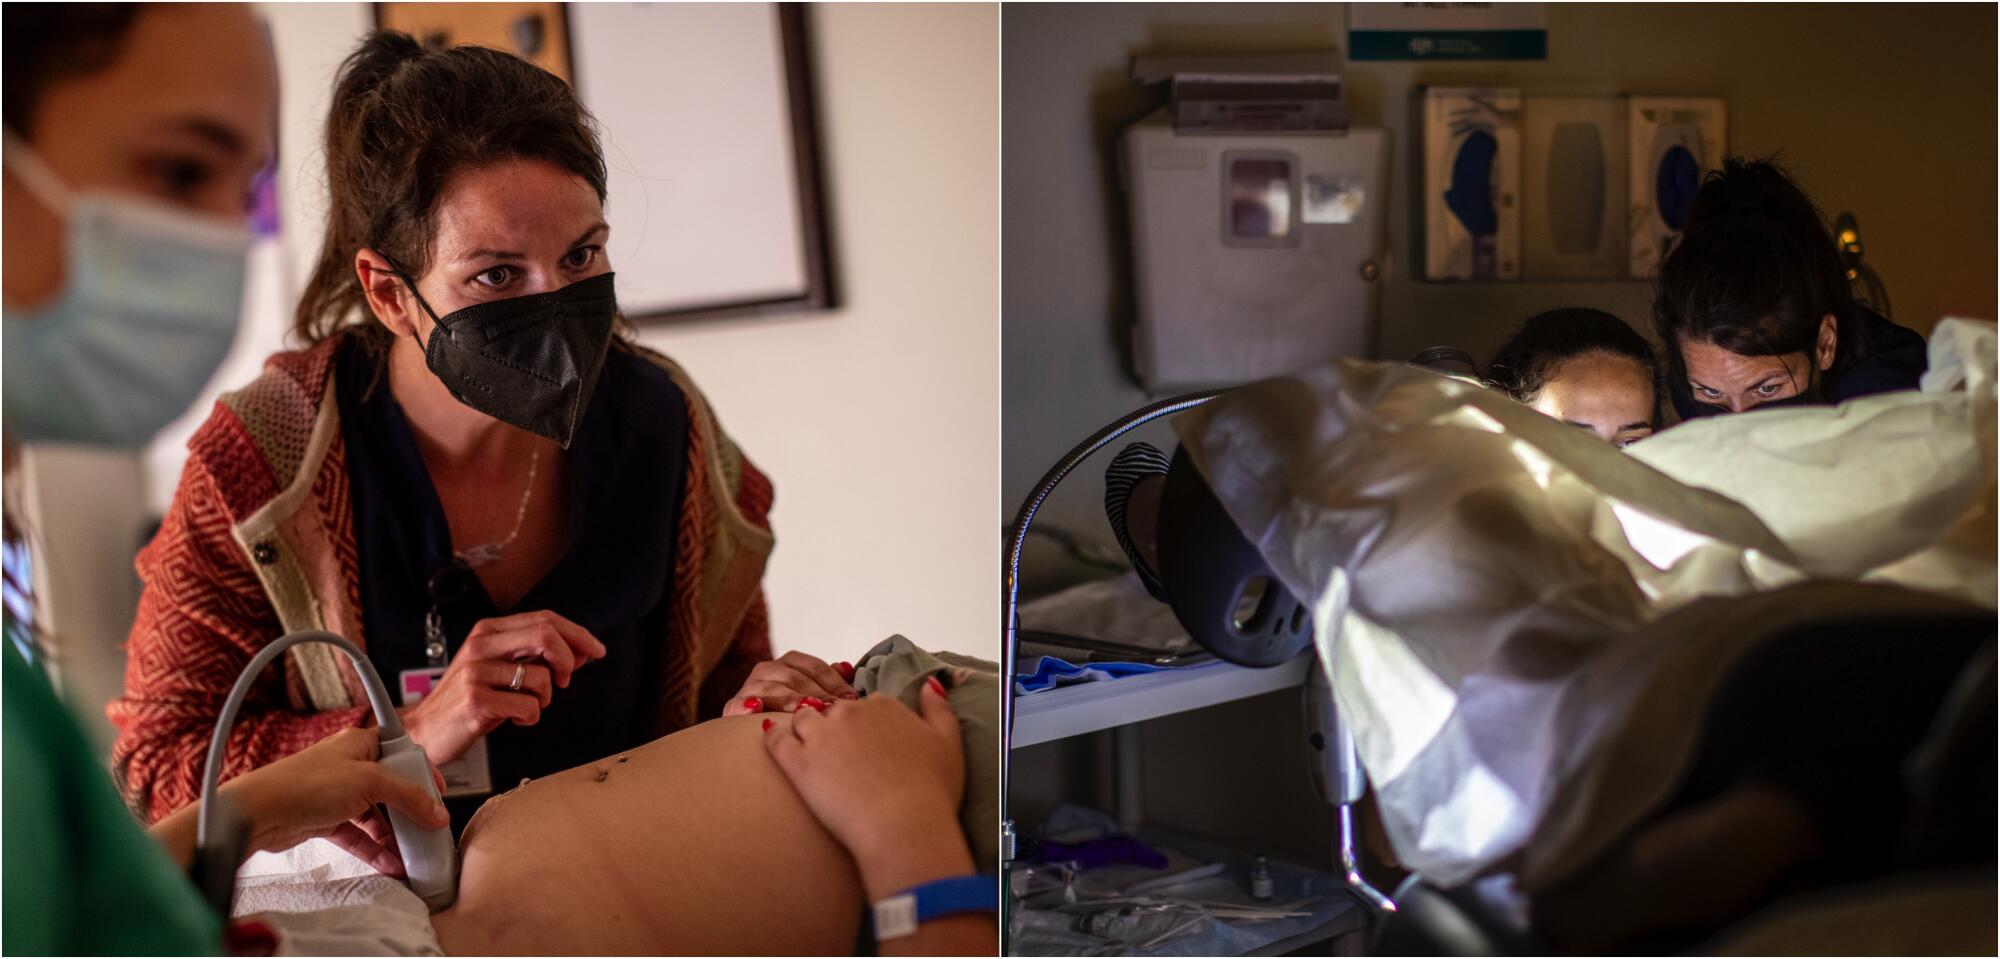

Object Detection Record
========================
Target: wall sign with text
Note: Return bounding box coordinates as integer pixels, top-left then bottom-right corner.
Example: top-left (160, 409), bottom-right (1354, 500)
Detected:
top-left (1349, 3), bottom-right (1548, 61)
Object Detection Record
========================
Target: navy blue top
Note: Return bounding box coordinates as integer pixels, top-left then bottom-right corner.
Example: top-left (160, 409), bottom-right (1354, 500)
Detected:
top-left (336, 338), bottom-right (689, 829)
top-left (1671, 308), bottom-right (1928, 422)
top-left (1824, 308), bottom-right (1929, 401)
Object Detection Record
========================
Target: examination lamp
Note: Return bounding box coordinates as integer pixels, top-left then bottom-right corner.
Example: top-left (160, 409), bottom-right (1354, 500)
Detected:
top-left (999, 388), bottom-right (1395, 944)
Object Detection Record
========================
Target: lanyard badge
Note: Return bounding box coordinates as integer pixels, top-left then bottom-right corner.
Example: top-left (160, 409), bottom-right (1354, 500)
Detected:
top-left (398, 574), bottom-right (493, 799)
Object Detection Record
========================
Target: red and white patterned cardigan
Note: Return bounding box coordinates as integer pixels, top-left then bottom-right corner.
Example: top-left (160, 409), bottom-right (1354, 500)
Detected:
top-left (108, 336), bottom-right (774, 823)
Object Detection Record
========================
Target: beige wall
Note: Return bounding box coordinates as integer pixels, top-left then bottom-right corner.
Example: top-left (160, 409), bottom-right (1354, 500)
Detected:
top-left (139, 3), bottom-right (999, 669)
top-left (638, 3), bottom-right (999, 663)
top-left (1002, 2), bottom-right (1998, 563)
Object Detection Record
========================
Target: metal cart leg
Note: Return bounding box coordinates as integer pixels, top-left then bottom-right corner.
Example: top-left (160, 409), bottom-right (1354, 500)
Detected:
top-left (1308, 657), bottom-right (1396, 914)
top-left (1340, 802), bottom-right (1397, 913)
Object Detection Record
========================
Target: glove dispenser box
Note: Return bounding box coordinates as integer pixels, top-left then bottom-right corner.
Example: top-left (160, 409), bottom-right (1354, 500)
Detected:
top-left (1422, 87), bottom-right (1521, 281)
top-left (1628, 97), bottom-right (1727, 279)
top-left (1122, 109), bottom-right (1390, 391)
top-left (1521, 97), bottom-right (1628, 280)
top-left (1419, 93), bottom-right (1726, 281)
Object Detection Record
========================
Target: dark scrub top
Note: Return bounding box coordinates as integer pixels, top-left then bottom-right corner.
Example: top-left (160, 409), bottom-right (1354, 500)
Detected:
top-left (336, 338), bottom-right (689, 829)
top-left (1824, 308), bottom-right (1929, 401)
top-left (2, 618), bottom-right (221, 955)
top-left (1672, 307), bottom-right (1928, 422)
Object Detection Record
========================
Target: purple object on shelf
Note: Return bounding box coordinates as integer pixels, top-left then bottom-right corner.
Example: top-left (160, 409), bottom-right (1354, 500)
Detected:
top-left (1036, 835), bottom-right (1170, 871)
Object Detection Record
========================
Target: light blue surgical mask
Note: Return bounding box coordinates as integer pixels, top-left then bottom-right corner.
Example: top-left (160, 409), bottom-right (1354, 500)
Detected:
top-left (2, 134), bottom-right (251, 448)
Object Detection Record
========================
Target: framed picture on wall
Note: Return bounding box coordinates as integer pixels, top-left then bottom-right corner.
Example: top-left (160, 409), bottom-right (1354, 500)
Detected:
top-left (376, 2), bottom-right (574, 79)
top-left (375, 2), bottom-right (836, 322)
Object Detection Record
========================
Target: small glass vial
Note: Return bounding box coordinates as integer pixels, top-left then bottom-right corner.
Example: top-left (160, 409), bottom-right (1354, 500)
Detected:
top-left (1008, 866), bottom-right (1035, 898)
top-left (1250, 855), bottom-right (1274, 901)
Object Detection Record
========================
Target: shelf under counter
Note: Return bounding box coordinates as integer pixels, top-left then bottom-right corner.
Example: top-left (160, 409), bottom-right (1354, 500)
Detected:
top-left (1011, 652), bottom-right (1312, 748)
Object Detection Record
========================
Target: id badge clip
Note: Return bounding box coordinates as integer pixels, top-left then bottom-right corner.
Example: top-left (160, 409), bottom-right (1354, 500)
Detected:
top-left (399, 607), bottom-right (492, 799)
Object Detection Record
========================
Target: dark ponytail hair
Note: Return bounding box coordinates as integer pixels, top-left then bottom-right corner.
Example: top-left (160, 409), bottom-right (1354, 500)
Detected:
top-left (1487, 307), bottom-right (1660, 420)
top-left (1652, 157), bottom-right (1868, 398)
top-left (293, 31), bottom-right (610, 352)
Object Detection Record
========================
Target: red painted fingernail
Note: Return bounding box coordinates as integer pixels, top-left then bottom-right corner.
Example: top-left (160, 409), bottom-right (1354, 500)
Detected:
top-left (799, 696), bottom-right (829, 712)
top-left (744, 697), bottom-right (763, 713)
top-left (834, 661), bottom-right (856, 682)
top-left (761, 718), bottom-right (773, 731)
top-left (926, 675), bottom-right (946, 697)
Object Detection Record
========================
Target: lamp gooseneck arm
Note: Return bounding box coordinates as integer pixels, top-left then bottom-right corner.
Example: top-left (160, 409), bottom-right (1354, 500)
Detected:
top-left (999, 388), bottom-right (1226, 864)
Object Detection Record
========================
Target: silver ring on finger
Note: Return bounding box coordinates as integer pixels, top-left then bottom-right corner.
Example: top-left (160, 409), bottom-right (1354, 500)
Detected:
top-left (508, 662), bottom-right (526, 692)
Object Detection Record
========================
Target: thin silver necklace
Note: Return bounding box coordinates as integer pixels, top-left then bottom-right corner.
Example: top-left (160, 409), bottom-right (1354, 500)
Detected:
top-left (456, 446), bottom-right (542, 569)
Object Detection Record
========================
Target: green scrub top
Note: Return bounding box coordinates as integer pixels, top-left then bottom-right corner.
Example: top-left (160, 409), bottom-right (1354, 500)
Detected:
top-left (3, 617), bottom-right (222, 955)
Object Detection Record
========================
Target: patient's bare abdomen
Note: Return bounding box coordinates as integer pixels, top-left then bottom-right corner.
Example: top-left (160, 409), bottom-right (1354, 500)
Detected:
top-left (431, 715), bottom-right (864, 955)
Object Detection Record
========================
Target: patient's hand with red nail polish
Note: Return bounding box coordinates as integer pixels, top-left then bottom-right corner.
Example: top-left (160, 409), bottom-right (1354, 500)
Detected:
top-left (762, 675), bottom-right (965, 874)
top-left (760, 672), bottom-right (990, 956)
top-left (720, 650), bottom-right (859, 716)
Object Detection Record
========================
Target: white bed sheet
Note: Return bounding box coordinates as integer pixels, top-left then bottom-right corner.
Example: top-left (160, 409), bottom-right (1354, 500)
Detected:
top-left (232, 840), bottom-right (442, 956)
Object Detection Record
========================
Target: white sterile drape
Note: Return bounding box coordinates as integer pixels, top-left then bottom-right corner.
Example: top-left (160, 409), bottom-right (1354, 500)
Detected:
top-left (1172, 319), bottom-right (1996, 888)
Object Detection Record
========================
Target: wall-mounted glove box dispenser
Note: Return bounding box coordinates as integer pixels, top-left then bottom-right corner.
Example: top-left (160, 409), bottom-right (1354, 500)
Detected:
top-left (1420, 90), bottom-right (1727, 283)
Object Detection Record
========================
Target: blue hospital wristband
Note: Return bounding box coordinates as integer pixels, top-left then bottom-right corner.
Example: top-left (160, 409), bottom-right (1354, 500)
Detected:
top-left (871, 874), bottom-right (997, 940)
